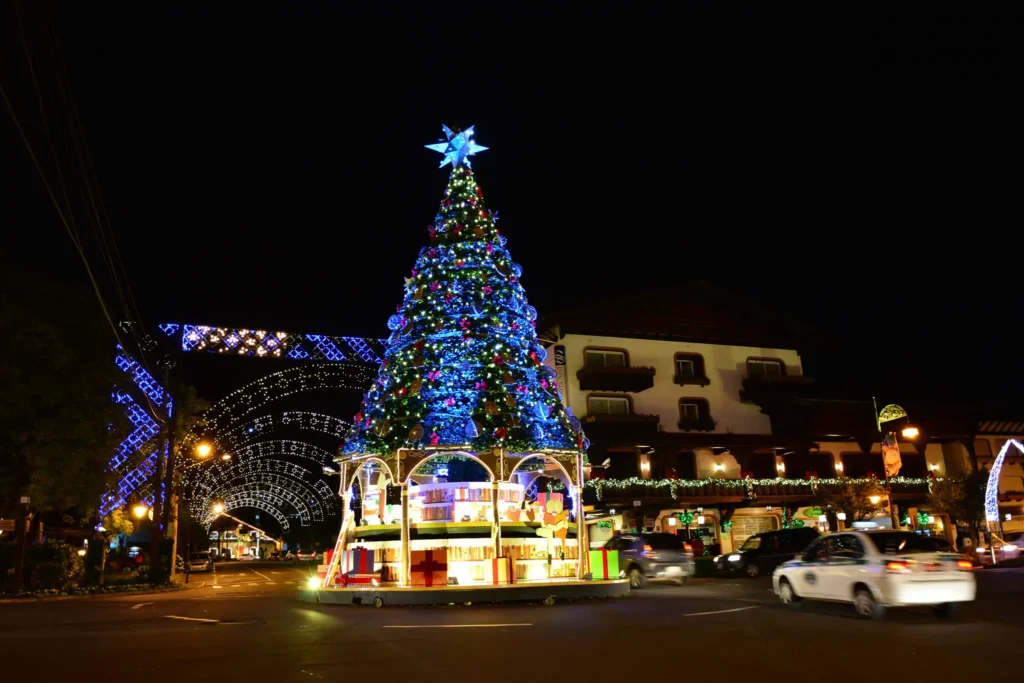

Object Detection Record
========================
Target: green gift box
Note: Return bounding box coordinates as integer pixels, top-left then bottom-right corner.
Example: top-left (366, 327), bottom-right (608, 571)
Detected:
top-left (589, 548), bottom-right (619, 580)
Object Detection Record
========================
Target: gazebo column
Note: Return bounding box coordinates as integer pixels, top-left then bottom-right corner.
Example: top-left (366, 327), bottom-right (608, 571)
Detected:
top-left (576, 454), bottom-right (586, 580)
top-left (400, 482), bottom-right (411, 586)
top-left (323, 462), bottom-right (351, 588)
top-left (491, 478), bottom-right (502, 561)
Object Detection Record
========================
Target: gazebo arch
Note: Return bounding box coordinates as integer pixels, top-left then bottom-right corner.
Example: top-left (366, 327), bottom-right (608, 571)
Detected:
top-left (508, 452), bottom-right (574, 489)
top-left (403, 450), bottom-right (496, 485)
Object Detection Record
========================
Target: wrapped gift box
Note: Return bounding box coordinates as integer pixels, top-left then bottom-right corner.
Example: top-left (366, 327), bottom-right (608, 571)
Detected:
top-left (410, 549), bottom-right (448, 587)
top-left (345, 547), bottom-right (375, 575)
top-left (588, 549), bottom-right (619, 580)
top-left (487, 556), bottom-right (514, 585)
top-left (537, 492), bottom-right (564, 512)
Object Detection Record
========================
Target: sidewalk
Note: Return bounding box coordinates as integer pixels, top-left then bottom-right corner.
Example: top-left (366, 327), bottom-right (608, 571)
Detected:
top-left (0, 582), bottom-right (187, 604)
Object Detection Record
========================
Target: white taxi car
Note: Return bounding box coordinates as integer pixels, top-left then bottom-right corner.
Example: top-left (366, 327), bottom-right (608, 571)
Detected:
top-left (773, 530), bottom-right (976, 619)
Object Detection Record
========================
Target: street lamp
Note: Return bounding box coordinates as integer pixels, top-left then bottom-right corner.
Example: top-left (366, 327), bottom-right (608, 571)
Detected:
top-left (221, 453), bottom-right (232, 461)
top-left (212, 503), bottom-right (225, 514)
top-left (132, 504), bottom-right (150, 519)
top-left (195, 442), bottom-right (213, 458)
top-left (876, 402), bottom-right (910, 529)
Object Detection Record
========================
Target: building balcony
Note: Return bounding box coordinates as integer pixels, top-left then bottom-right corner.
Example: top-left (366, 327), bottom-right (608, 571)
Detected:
top-left (677, 417), bottom-right (716, 432)
top-left (583, 412), bottom-right (661, 439)
top-left (673, 374), bottom-right (711, 387)
top-left (576, 365), bottom-right (656, 393)
top-left (739, 374), bottom-right (816, 403)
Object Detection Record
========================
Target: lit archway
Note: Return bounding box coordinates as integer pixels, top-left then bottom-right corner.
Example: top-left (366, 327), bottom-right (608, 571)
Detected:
top-left (986, 439), bottom-right (1024, 524)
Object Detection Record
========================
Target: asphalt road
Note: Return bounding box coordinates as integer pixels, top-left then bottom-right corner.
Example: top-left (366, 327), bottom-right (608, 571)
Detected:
top-left (2, 562), bottom-right (1022, 682)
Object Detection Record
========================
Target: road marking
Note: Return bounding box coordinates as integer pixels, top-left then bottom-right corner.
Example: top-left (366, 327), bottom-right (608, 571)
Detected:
top-left (251, 569), bottom-right (273, 581)
top-left (382, 623), bottom-right (533, 629)
top-left (131, 602), bottom-right (153, 610)
top-left (684, 606), bottom-right (759, 617)
top-left (165, 615), bottom-right (218, 624)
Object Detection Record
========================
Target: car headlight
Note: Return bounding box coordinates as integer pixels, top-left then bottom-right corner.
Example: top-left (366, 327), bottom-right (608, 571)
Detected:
top-left (306, 577), bottom-right (320, 590)
top-left (728, 554), bottom-right (741, 562)
top-left (714, 555), bottom-right (722, 562)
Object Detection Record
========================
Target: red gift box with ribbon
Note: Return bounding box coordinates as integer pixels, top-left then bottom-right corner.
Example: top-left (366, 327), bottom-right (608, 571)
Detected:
top-left (345, 547), bottom-right (375, 576)
top-left (410, 549), bottom-right (448, 587)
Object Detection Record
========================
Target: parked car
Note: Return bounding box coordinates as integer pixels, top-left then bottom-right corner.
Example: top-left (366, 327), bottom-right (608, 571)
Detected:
top-left (296, 549), bottom-right (318, 562)
top-left (605, 533), bottom-right (695, 588)
top-left (283, 551), bottom-right (296, 561)
top-left (268, 551), bottom-right (281, 560)
top-left (188, 551), bottom-right (213, 572)
top-left (774, 530), bottom-right (976, 618)
top-left (716, 527), bottom-right (819, 578)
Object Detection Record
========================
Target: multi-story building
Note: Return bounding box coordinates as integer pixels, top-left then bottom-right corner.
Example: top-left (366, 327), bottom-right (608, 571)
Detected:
top-left (540, 285), bottom-right (1020, 553)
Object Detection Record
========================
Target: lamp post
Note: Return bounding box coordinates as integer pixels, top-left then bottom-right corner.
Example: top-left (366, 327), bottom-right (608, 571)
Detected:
top-left (875, 402), bottom-right (918, 530)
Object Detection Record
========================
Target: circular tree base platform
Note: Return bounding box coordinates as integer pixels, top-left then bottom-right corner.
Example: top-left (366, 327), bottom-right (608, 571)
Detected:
top-left (297, 580), bottom-right (629, 607)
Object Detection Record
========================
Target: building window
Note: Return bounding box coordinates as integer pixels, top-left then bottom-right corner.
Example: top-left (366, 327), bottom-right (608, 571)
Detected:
top-left (678, 398), bottom-right (713, 431)
top-left (747, 358), bottom-right (785, 378)
top-left (584, 348), bottom-right (627, 368)
top-left (673, 352), bottom-right (709, 386)
top-left (588, 395), bottom-right (631, 416)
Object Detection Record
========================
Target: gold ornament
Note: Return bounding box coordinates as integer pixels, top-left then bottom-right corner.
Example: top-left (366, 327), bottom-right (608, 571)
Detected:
top-left (408, 424), bottom-right (424, 442)
top-left (484, 400), bottom-right (499, 415)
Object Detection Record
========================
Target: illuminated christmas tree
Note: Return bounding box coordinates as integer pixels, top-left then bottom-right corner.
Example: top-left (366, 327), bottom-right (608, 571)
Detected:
top-left (342, 125), bottom-right (586, 458)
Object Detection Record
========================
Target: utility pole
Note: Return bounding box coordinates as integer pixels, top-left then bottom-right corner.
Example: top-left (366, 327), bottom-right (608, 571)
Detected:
top-left (148, 358), bottom-right (175, 575)
top-left (159, 355), bottom-right (178, 576)
top-left (12, 496), bottom-right (30, 594)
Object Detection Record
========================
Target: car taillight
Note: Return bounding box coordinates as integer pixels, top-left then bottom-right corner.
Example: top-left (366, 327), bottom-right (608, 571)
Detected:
top-left (683, 543), bottom-right (694, 558)
top-left (886, 561), bottom-right (912, 574)
top-left (641, 544), bottom-right (654, 558)
top-left (956, 560), bottom-right (973, 570)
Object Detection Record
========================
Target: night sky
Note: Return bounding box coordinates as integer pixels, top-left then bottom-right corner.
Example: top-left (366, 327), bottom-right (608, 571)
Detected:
top-left (4, 2), bottom-right (1022, 410)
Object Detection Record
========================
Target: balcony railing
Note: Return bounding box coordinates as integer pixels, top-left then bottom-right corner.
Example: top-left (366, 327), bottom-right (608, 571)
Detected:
top-left (677, 416), bottom-right (716, 432)
top-left (673, 374), bottom-right (711, 387)
top-left (577, 365), bottom-right (656, 392)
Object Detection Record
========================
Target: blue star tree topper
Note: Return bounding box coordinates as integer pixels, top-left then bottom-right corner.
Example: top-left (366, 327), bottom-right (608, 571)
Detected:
top-left (425, 124), bottom-right (489, 168)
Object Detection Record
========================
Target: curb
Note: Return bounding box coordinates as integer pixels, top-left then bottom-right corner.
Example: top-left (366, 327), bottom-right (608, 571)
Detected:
top-left (0, 584), bottom-right (185, 604)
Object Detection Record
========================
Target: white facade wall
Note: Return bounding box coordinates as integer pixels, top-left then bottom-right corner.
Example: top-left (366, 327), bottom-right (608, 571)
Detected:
top-left (549, 333), bottom-right (804, 435)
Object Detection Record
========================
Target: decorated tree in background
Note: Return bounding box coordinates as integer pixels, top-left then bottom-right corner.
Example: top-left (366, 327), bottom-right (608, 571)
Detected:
top-left (928, 470), bottom-right (988, 535)
top-left (816, 477), bottom-right (885, 522)
top-left (343, 125), bottom-right (585, 462)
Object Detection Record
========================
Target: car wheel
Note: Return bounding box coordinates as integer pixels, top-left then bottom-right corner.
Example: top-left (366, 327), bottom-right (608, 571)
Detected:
top-left (932, 602), bottom-right (960, 619)
top-left (854, 589), bottom-right (885, 620)
top-left (745, 563), bottom-right (760, 578)
top-left (778, 578), bottom-right (800, 605)
top-left (628, 567), bottom-right (646, 589)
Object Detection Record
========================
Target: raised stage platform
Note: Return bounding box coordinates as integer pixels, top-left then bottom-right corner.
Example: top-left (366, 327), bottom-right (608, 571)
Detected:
top-left (297, 579), bottom-right (630, 607)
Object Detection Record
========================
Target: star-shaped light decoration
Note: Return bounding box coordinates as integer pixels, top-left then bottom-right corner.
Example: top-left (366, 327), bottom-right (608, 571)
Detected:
top-left (425, 124), bottom-right (489, 168)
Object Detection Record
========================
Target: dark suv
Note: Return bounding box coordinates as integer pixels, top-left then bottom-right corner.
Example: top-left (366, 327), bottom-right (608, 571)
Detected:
top-left (715, 527), bottom-right (819, 578)
top-left (606, 533), bottom-right (695, 588)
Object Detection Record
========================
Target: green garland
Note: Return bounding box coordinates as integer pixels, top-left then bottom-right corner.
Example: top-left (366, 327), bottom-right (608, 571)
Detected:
top-left (586, 476), bottom-right (932, 501)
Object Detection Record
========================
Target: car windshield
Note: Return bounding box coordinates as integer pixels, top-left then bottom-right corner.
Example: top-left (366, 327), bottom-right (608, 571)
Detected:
top-left (1002, 532), bottom-right (1024, 544)
top-left (644, 534), bottom-right (683, 550)
top-left (866, 532), bottom-right (949, 554)
top-left (740, 536), bottom-right (762, 551)
top-left (190, 553), bottom-right (208, 561)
